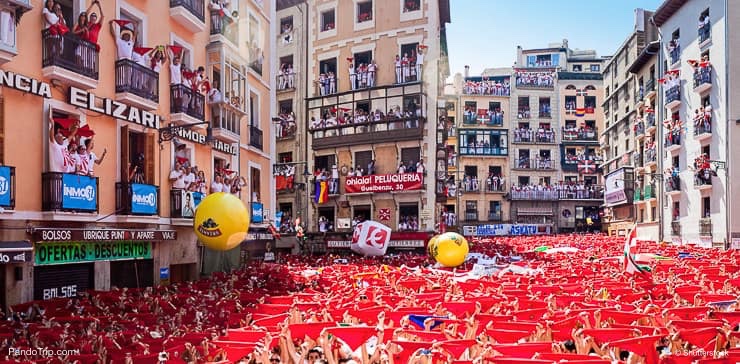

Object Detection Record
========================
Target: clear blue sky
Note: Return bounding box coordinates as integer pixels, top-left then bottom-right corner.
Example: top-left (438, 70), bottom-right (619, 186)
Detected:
top-left (447, 0), bottom-right (665, 77)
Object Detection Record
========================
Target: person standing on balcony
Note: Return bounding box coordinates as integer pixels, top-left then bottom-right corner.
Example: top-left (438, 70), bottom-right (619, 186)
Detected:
top-left (49, 118), bottom-right (78, 174)
top-left (84, 139), bottom-right (106, 177)
top-left (43, 1), bottom-right (67, 58)
top-left (110, 20), bottom-right (134, 60)
top-left (348, 63), bottom-right (356, 90)
top-left (328, 71), bottom-right (336, 94)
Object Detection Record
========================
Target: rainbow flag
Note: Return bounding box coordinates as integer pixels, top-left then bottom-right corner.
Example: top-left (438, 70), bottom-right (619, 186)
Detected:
top-left (314, 180), bottom-right (329, 204)
top-left (575, 108), bottom-right (586, 117)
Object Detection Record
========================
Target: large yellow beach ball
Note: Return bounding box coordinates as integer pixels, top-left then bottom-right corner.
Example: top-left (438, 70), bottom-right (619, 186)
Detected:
top-left (427, 234), bottom-right (441, 257)
top-left (433, 232), bottom-right (469, 268)
top-left (194, 192), bottom-right (250, 251)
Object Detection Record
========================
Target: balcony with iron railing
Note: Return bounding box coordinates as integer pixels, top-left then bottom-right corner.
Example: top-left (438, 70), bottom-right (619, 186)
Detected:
top-left (700, 218), bottom-right (712, 237)
top-left (643, 184), bottom-right (654, 200)
top-left (645, 112), bottom-right (656, 131)
top-left (115, 182), bottom-right (159, 216)
top-left (694, 174), bottom-right (712, 190)
top-left (664, 85), bottom-right (681, 109)
top-left (539, 110), bottom-right (551, 118)
top-left (509, 186), bottom-right (604, 201)
top-left (0, 165), bottom-right (15, 210)
top-left (170, 0), bottom-right (206, 33)
top-left (277, 72), bottom-right (296, 92)
top-left (644, 147), bottom-right (657, 166)
top-left (170, 189), bottom-right (204, 219)
top-left (645, 78), bottom-right (656, 97)
top-left (42, 172), bottom-right (99, 213)
top-left (349, 71), bottom-right (377, 90)
top-left (459, 143), bottom-right (508, 156)
top-left (665, 175), bottom-right (681, 194)
top-left (671, 221), bottom-right (681, 236)
top-left (692, 65), bottom-right (712, 93)
top-left (115, 59), bottom-right (159, 110)
top-left (249, 125), bottom-right (263, 150)
top-left (464, 210), bottom-right (478, 222)
top-left (561, 127), bottom-right (598, 143)
top-left (694, 118), bottom-right (712, 140)
top-left (664, 132), bottom-right (682, 151)
top-left (41, 29), bottom-right (99, 89)
top-left (633, 188), bottom-right (643, 202)
top-left (170, 84), bottom-right (205, 124)
top-left (513, 158), bottom-right (555, 170)
top-left (487, 211), bottom-right (502, 222)
top-left (699, 22), bottom-right (711, 44)
top-left (632, 152), bottom-right (643, 168)
top-left (310, 116), bottom-right (425, 150)
top-left (669, 44), bottom-right (681, 66)
top-left (485, 180), bottom-right (506, 193)
top-left (515, 73), bottom-right (555, 89)
top-left (211, 106), bottom-right (240, 144)
top-left (512, 129), bottom-right (556, 144)
top-left (635, 122), bottom-right (645, 139)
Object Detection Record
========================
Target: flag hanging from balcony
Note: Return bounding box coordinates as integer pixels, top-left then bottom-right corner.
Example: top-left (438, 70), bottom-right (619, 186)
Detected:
top-left (378, 208), bottom-right (391, 221)
top-left (577, 160), bottom-right (596, 174)
top-left (314, 181), bottom-right (329, 204)
top-left (575, 108), bottom-right (586, 117)
top-left (623, 226), bottom-right (652, 280)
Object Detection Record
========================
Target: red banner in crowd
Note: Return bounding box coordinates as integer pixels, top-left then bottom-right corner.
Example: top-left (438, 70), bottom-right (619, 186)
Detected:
top-left (344, 173), bottom-right (423, 194)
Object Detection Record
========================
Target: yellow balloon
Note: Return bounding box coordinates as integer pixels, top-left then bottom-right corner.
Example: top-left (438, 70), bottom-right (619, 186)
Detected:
top-left (433, 232), bottom-right (469, 268)
top-left (194, 192), bottom-right (250, 251)
top-left (427, 234), bottom-right (440, 257)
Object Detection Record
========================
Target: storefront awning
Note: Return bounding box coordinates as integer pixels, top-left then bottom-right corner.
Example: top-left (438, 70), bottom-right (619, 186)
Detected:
top-left (0, 240), bottom-right (32, 252)
top-left (516, 208), bottom-right (553, 216)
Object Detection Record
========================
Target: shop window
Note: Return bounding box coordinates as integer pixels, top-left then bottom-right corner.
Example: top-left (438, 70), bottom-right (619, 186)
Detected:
top-left (399, 203), bottom-right (419, 231)
top-left (320, 9), bottom-right (335, 32)
top-left (318, 207), bottom-right (335, 232)
top-left (120, 126), bottom-right (155, 185)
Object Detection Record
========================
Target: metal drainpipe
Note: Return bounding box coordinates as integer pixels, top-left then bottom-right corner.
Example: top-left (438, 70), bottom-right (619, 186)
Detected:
top-left (724, 0), bottom-right (730, 249)
top-left (651, 17), bottom-right (665, 244)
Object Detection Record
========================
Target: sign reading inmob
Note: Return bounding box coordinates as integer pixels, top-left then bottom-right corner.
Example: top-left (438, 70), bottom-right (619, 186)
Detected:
top-left (130, 183), bottom-right (158, 214)
top-left (35, 241), bottom-right (152, 265)
top-left (0, 165), bottom-right (11, 207)
top-left (62, 173), bottom-right (97, 211)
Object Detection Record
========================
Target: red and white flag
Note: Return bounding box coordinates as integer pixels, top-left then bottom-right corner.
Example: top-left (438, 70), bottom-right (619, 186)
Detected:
top-left (623, 225), bottom-right (651, 279)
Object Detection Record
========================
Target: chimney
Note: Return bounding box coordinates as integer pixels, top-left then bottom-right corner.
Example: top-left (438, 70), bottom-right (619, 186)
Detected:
top-left (464, 65), bottom-right (469, 79)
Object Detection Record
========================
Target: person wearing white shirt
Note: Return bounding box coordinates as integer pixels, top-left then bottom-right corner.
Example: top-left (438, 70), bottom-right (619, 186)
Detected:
top-left (415, 49), bottom-right (424, 78)
top-left (84, 139), bottom-right (106, 176)
top-left (348, 63), bottom-right (356, 90)
top-left (398, 163), bottom-right (406, 174)
top-left (416, 159), bottom-right (425, 175)
top-left (169, 163), bottom-right (187, 189)
top-left (182, 166), bottom-right (196, 190)
top-left (210, 174), bottom-right (225, 193)
top-left (109, 20), bottom-right (134, 60)
top-left (48, 119), bottom-right (77, 174)
top-left (330, 165), bottom-right (339, 194)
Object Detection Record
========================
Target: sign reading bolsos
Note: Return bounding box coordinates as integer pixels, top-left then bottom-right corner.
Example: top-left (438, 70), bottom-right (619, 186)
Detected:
top-left (62, 173), bottom-right (97, 211)
top-left (68, 86), bottom-right (161, 129)
top-left (35, 241), bottom-right (152, 265)
top-left (0, 165), bottom-right (11, 207)
top-left (33, 228), bottom-right (177, 242)
top-left (131, 183), bottom-right (158, 214)
top-left (345, 173), bottom-right (423, 194)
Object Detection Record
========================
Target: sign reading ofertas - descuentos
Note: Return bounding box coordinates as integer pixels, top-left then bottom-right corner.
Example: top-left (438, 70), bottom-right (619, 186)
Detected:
top-left (35, 241), bottom-right (152, 265)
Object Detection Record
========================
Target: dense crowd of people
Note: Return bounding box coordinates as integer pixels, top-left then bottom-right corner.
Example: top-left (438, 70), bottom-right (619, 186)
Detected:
top-left (309, 105), bottom-right (422, 137)
top-left (462, 79), bottom-right (510, 96)
top-left (2, 234), bottom-right (739, 363)
top-left (513, 127), bottom-right (556, 143)
top-left (515, 71), bottom-right (556, 88)
top-left (510, 182), bottom-right (604, 200)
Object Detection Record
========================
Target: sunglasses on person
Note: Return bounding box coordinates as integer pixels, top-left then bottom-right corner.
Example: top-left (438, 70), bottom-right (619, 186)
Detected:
top-left (269, 359), bottom-right (280, 363)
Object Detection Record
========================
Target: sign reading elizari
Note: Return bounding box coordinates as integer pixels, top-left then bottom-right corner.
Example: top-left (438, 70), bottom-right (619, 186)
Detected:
top-left (0, 165), bottom-right (11, 207)
top-left (68, 86), bottom-right (161, 129)
top-left (34, 228), bottom-right (177, 242)
top-left (131, 183), bottom-right (158, 214)
top-left (35, 241), bottom-right (152, 265)
top-left (62, 173), bottom-right (97, 211)
top-left (345, 173), bottom-right (424, 193)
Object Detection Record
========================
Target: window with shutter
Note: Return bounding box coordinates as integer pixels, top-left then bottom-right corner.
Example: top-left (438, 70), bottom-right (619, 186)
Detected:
top-left (354, 151), bottom-right (373, 172)
top-left (400, 147), bottom-right (420, 165)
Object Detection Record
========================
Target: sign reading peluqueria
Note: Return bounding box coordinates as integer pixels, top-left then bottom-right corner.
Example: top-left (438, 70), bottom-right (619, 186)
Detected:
top-left (35, 241), bottom-right (152, 265)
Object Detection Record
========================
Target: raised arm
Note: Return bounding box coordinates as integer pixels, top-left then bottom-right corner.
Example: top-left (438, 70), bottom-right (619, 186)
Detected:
top-left (95, 1), bottom-right (104, 22)
top-left (108, 20), bottom-right (116, 38)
